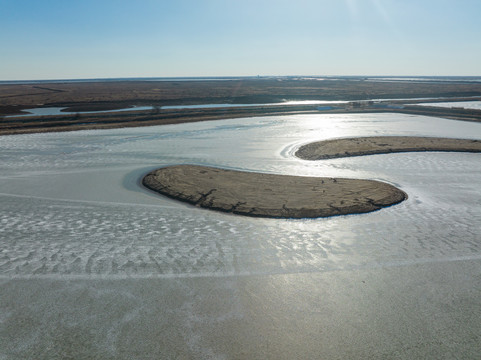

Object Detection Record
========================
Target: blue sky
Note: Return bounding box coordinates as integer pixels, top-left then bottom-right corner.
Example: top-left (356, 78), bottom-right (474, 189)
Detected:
top-left (1, 0), bottom-right (480, 80)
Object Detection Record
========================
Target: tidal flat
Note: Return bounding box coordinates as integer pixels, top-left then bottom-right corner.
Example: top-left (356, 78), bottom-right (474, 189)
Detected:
top-left (1, 110), bottom-right (480, 358)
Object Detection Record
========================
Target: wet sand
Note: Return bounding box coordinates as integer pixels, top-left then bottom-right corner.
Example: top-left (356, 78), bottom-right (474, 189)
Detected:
top-left (3, 260), bottom-right (481, 359)
top-left (296, 136), bottom-right (481, 160)
top-left (143, 165), bottom-right (407, 218)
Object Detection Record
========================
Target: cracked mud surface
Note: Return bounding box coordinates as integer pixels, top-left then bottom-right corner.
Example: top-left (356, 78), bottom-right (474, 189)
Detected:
top-left (142, 165), bottom-right (407, 218)
top-left (295, 136), bottom-right (481, 160)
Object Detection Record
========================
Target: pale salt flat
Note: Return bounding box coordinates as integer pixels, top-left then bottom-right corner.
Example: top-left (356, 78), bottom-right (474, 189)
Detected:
top-left (1, 113), bottom-right (480, 359)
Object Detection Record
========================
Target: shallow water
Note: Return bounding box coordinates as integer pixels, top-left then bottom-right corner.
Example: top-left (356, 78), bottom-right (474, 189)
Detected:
top-left (5, 105), bottom-right (154, 118)
top-left (5, 101), bottom-right (346, 118)
top-left (161, 100), bottom-right (349, 110)
top-left (7, 96), bottom-right (474, 118)
top-left (1, 113), bottom-right (480, 278)
top-left (414, 100), bottom-right (481, 110)
top-left (1, 113), bottom-right (481, 359)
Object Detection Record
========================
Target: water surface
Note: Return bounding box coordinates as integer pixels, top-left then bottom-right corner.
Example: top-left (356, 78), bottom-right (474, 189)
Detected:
top-left (1, 113), bottom-right (481, 359)
top-left (1, 113), bottom-right (479, 277)
top-left (413, 100), bottom-right (481, 110)
top-left (9, 97), bottom-right (478, 118)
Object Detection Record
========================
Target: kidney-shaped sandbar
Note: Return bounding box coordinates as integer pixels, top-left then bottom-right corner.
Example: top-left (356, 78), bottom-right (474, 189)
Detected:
top-left (143, 165), bottom-right (407, 218)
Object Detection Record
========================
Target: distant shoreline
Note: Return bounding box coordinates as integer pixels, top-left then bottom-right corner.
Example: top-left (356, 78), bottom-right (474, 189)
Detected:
top-left (2, 78), bottom-right (481, 135)
top-left (2, 75), bottom-right (481, 85)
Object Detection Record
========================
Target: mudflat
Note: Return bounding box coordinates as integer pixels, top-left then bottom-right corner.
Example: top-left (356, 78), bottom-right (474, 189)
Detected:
top-left (295, 136), bottom-right (481, 160)
top-left (143, 165), bottom-right (407, 218)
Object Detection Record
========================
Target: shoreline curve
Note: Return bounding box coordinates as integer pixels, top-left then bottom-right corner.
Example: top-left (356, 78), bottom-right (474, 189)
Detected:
top-left (143, 136), bottom-right (480, 219)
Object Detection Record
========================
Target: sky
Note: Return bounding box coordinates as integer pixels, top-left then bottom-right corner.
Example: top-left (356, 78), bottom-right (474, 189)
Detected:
top-left (1, 0), bottom-right (480, 80)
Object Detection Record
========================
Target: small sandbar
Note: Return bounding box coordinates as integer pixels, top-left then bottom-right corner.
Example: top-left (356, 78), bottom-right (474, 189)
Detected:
top-left (143, 165), bottom-right (407, 218)
top-left (295, 136), bottom-right (481, 160)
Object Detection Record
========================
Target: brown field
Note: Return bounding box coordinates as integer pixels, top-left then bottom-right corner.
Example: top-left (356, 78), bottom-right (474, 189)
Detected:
top-left (2, 78), bottom-right (481, 110)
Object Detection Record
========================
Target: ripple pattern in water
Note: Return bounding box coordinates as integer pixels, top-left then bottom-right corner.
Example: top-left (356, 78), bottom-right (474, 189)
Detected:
top-left (0, 113), bottom-right (480, 277)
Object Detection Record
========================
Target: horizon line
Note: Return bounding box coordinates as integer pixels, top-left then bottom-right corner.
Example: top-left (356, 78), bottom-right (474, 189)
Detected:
top-left (2, 74), bottom-right (481, 84)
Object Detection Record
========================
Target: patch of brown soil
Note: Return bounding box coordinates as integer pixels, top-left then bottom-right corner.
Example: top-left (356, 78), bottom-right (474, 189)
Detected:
top-left (296, 136), bottom-right (481, 160)
top-left (142, 165), bottom-right (407, 219)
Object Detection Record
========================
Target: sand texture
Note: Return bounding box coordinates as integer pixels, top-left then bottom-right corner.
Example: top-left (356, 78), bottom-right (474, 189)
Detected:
top-left (143, 165), bottom-right (407, 218)
top-left (295, 136), bottom-right (481, 160)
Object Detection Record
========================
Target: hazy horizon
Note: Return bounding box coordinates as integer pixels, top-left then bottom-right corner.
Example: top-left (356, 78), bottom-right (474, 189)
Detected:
top-left (1, 0), bottom-right (481, 80)
top-left (2, 75), bottom-right (481, 84)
